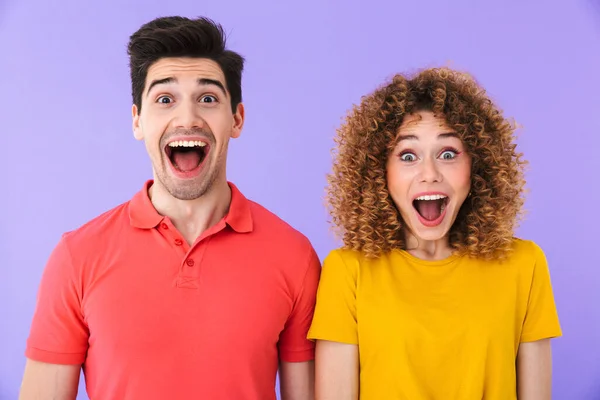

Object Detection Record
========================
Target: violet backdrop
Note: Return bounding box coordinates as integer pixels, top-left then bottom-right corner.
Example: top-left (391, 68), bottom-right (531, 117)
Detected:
top-left (1, 0), bottom-right (599, 398)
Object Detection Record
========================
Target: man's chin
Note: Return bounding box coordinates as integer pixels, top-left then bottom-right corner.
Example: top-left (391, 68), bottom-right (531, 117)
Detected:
top-left (153, 171), bottom-right (213, 201)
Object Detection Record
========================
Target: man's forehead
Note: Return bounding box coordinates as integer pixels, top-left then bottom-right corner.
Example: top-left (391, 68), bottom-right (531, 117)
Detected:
top-left (146, 57), bottom-right (225, 83)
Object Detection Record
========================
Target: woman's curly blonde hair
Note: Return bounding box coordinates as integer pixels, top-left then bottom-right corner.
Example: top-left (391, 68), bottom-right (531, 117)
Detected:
top-left (327, 67), bottom-right (527, 260)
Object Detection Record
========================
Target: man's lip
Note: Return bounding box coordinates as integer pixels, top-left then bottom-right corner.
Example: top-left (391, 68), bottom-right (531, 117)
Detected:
top-left (164, 136), bottom-right (211, 147)
top-left (163, 136), bottom-right (211, 157)
top-left (163, 135), bottom-right (211, 179)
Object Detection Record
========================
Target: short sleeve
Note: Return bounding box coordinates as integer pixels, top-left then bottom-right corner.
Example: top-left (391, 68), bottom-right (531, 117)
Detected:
top-left (307, 249), bottom-right (358, 345)
top-left (520, 243), bottom-right (562, 343)
top-left (278, 246), bottom-right (322, 362)
top-left (25, 235), bottom-right (89, 364)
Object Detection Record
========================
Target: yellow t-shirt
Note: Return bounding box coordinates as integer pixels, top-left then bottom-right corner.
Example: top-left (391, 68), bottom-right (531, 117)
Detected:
top-left (307, 238), bottom-right (562, 399)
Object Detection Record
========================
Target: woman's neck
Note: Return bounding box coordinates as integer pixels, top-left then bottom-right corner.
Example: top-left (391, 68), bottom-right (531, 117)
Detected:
top-left (403, 231), bottom-right (454, 261)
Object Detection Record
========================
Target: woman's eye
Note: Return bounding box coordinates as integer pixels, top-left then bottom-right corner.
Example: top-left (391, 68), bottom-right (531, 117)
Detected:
top-left (440, 150), bottom-right (457, 160)
top-left (400, 153), bottom-right (417, 162)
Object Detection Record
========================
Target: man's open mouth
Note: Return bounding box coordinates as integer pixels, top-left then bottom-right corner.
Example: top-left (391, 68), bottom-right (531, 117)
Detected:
top-left (165, 140), bottom-right (209, 172)
top-left (413, 194), bottom-right (448, 222)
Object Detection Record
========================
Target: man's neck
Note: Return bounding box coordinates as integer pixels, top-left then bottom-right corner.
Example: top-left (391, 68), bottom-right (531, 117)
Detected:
top-left (149, 179), bottom-right (232, 245)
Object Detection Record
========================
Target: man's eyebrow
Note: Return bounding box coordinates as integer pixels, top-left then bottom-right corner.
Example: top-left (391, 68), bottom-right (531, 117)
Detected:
top-left (145, 77), bottom-right (228, 97)
top-left (197, 78), bottom-right (227, 96)
top-left (146, 77), bottom-right (174, 96)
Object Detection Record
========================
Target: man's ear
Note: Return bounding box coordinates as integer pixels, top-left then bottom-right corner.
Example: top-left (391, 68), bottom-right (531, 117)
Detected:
top-left (230, 102), bottom-right (245, 139)
top-left (132, 104), bottom-right (143, 141)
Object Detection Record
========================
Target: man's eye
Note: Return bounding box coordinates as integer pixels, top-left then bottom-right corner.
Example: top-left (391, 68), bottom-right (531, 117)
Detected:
top-left (200, 95), bottom-right (218, 103)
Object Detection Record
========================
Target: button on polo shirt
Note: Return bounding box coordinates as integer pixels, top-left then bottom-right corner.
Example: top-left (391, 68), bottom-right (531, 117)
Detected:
top-left (25, 180), bottom-right (321, 400)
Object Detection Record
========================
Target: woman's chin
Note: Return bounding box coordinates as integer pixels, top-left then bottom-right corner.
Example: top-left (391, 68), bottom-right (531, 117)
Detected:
top-left (404, 212), bottom-right (455, 243)
top-left (410, 227), bottom-right (450, 243)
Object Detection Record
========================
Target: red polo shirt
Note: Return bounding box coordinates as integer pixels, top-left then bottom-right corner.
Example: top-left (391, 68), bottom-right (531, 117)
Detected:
top-left (25, 181), bottom-right (321, 400)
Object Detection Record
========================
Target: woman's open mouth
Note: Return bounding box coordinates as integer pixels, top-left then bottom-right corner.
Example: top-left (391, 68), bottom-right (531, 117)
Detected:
top-left (412, 194), bottom-right (449, 227)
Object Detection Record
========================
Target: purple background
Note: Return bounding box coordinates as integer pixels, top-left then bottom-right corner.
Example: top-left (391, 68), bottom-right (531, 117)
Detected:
top-left (1, 1), bottom-right (599, 398)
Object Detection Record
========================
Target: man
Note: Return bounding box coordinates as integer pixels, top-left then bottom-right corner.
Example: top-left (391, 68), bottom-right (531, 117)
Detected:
top-left (19, 16), bottom-right (320, 400)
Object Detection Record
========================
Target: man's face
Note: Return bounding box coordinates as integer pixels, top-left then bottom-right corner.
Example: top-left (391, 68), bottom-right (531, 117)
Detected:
top-left (132, 57), bottom-right (244, 200)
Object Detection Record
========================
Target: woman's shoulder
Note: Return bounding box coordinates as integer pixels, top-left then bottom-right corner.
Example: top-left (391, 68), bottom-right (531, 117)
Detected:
top-left (324, 247), bottom-right (395, 265)
top-left (486, 238), bottom-right (550, 276)
top-left (507, 237), bottom-right (546, 261)
top-left (323, 247), bottom-right (401, 279)
top-left (324, 247), bottom-right (363, 268)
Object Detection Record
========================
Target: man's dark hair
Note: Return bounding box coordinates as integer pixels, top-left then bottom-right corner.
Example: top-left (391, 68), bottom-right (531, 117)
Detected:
top-left (127, 16), bottom-right (244, 113)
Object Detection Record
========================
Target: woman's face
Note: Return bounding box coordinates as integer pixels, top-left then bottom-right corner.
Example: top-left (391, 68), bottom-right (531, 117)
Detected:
top-left (386, 111), bottom-right (472, 243)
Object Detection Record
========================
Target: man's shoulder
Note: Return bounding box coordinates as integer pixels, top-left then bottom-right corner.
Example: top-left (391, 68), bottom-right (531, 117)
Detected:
top-left (247, 200), bottom-right (313, 251)
top-left (61, 200), bottom-right (132, 250)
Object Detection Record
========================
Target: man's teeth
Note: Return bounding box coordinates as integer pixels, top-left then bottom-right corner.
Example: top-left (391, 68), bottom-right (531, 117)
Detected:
top-left (167, 140), bottom-right (207, 148)
top-left (415, 194), bottom-right (447, 201)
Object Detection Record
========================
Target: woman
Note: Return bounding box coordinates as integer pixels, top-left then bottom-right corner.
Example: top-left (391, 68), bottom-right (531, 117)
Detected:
top-left (308, 67), bottom-right (562, 399)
